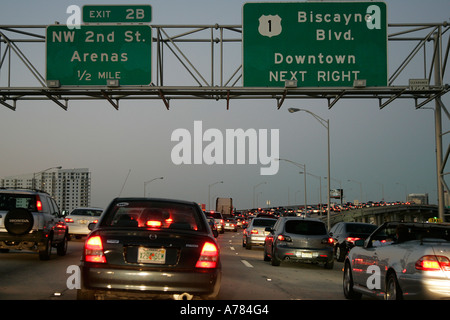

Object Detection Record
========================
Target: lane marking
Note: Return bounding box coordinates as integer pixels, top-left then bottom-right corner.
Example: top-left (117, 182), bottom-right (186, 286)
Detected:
top-left (241, 259), bottom-right (254, 268)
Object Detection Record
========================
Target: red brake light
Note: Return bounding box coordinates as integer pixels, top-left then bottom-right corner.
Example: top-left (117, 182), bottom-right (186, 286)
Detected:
top-left (65, 218), bottom-right (74, 223)
top-left (416, 255), bottom-right (450, 271)
top-left (85, 235), bottom-right (106, 263)
top-left (36, 196), bottom-right (43, 212)
top-left (346, 237), bottom-right (361, 243)
top-left (146, 220), bottom-right (162, 228)
top-left (195, 242), bottom-right (219, 268)
top-left (277, 235), bottom-right (292, 242)
top-left (251, 229), bottom-right (259, 234)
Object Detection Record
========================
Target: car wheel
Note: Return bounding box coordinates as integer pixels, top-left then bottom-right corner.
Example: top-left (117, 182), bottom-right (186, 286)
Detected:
top-left (271, 248), bottom-right (281, 266)
top-left (385, 272), bottom-right (403, 300)
top-left (56, 234), bottom-right (68, 256)
top-left (336, 245), bottom-right (345, 262)
top-left (39, 237), bottom-right (52, 260)
top-left (343, 261), bottom-right (362, 299)
top-left (263, 246), bottom-right (271, 261)
top-left (324, 259), bottom-right (334, 269)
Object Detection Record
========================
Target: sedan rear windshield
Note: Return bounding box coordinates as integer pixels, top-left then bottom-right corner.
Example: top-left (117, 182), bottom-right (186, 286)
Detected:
top-left (253, 218), bottom-right (277, 227)
top-left (285, 220), bottom-right (327, 235)
top-left (70, 209), bottom-right (103, 216)
top-left (103, 201), bottom-right (205, 232)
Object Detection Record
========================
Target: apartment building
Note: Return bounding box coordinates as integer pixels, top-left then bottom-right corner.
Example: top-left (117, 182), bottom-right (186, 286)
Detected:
top-left (1, 168), bottom-right (91, 213)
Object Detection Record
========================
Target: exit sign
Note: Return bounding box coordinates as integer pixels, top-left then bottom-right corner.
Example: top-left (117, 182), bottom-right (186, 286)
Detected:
top-left (83, 5), bottom-right (152, 23)
top-left (243, 2), bottom-right (387, 87)
top-left (46, 25), bottom-right (152, 86)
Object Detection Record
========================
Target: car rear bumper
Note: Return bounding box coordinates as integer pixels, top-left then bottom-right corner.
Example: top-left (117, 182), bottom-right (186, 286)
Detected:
top-left (80, 264), bottom-right (221, 299)
top-left (0, 230), bottom-right (46, 250)
top-left (67, 225), bottom-right (90, 235)
top-left (275, 246), bottom-right (333, 263)
top-left (248, 235), bottom-right (267, 246)
top-left (399, 273), bottom-right (450, 300)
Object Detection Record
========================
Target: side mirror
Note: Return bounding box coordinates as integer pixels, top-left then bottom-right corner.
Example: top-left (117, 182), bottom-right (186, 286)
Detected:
top-left (354, 239), bottom-right (365, 247)
top-left (88, 222), bottom-right (97, 231)
top-left (212, 229), bottom-right (219, 238)
top-left (265, 226), bottom-right (274, 233)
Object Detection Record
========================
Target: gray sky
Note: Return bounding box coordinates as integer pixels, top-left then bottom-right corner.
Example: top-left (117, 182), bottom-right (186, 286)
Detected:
top-left (0, 0), bottom-right (448, 210)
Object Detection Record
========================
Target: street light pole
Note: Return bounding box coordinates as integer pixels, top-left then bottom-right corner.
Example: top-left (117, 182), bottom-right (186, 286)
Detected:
top-left (287, 108), bottom-right (331, 229)
top-left (208, 180), bottom-right (223, 211)
top-left (144, 177), bottom-right (164, 197)
top-left (253, 182), bottom-right (267, 208)
top-left (276, 158), bottom-right (307, 215)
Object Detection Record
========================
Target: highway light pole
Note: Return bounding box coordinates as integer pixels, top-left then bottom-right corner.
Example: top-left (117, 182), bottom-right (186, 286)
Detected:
top-left (287, 108), bottom-right (331, 229)
top-left (276, 158), bottom-right (307, 217)
top-left (208, 180), bottom-right (223, 211)
top-left (144, 177), bottom-right (164, 197)
top-left (253, 181), bottom-right (267, 208)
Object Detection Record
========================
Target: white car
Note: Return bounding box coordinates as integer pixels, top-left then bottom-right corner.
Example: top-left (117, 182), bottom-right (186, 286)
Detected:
top-left (343, 221), bottom-right (450, 300)
top-left (65, 207), bottom-right (103, 238)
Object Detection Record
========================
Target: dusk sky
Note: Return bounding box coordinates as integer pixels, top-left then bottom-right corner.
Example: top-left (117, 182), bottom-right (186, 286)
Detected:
top-left (0, 0), bottom-right (448, 210)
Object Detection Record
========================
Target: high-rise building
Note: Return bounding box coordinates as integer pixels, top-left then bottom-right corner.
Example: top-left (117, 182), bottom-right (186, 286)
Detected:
top-left (1, 168), bottom-right (91, 213)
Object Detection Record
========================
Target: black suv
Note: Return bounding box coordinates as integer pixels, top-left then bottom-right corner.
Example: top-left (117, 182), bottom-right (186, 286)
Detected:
top-left (0, 189), bottom-right (68, 260)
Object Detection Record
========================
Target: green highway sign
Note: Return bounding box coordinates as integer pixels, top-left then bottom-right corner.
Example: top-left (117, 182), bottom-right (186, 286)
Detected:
top-left (243, 2), bottom-right (387, 87)
top-left (46, 25), bottom-right (152, 86)
top-left (83, 5), bottom-right (152, 23)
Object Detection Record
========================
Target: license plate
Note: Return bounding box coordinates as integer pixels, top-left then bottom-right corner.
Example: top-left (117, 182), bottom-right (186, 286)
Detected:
top-left (299, 252), bottom-right (313, 258)
top-left (78, 220), bottom-right (88, 225)
top-left (138, 247), bottom-right (166, 264)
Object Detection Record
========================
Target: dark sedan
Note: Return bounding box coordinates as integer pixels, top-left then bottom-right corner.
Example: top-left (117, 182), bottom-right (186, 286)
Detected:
top-left (329, 222), bottom-right (378, 261)
top-left (77, 198), bottom-right (221, 300)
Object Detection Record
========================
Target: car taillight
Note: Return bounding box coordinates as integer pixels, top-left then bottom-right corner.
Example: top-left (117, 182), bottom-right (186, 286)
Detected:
top-left (36, 196), bottom-right (43, 212)
top-left (346, 237), bottom-right (361, 243)
top-left (65, 218), bottom-right (74, 223)
top-left (277, 235), bottom-right (292, 242)
top-left (85, 235), bottom-right (106, 263)
top-left (251, 229), bottom-right (259, 234)
top-left (195, 242), bottom-right (219, 268)
top-left (323, 237), bottom-right (334, 245)
top-left (416, 255), bottom-right (450, 271)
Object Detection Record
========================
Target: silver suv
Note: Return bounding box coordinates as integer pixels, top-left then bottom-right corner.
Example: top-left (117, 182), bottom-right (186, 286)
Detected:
top-left (0, 189), bottom-right (68, 260)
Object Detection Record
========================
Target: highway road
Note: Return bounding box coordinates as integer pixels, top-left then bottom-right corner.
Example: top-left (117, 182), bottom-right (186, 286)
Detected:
top-left (0, 231), bottom-right (349, 300)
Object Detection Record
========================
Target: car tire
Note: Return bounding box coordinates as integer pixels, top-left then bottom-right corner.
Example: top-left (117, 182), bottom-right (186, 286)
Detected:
top-left (385, 272), bottom-right (403, 300)
top-left (263, 247), bottom-right (271, 261)
top-left (56, 234), bottom-right (68, 256)
top-left (4, 208), bottom-right (34, 236)
top-left (271, 248), bottom-right (281, 266)
top-left (343, 261), bottom-right (362, 300)
top-left (336, 244), bottom-right (346, 262)
top-left (39, 237), bottom-right (52, 260)
top-left (324, 259), bottom-right (334, 269)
